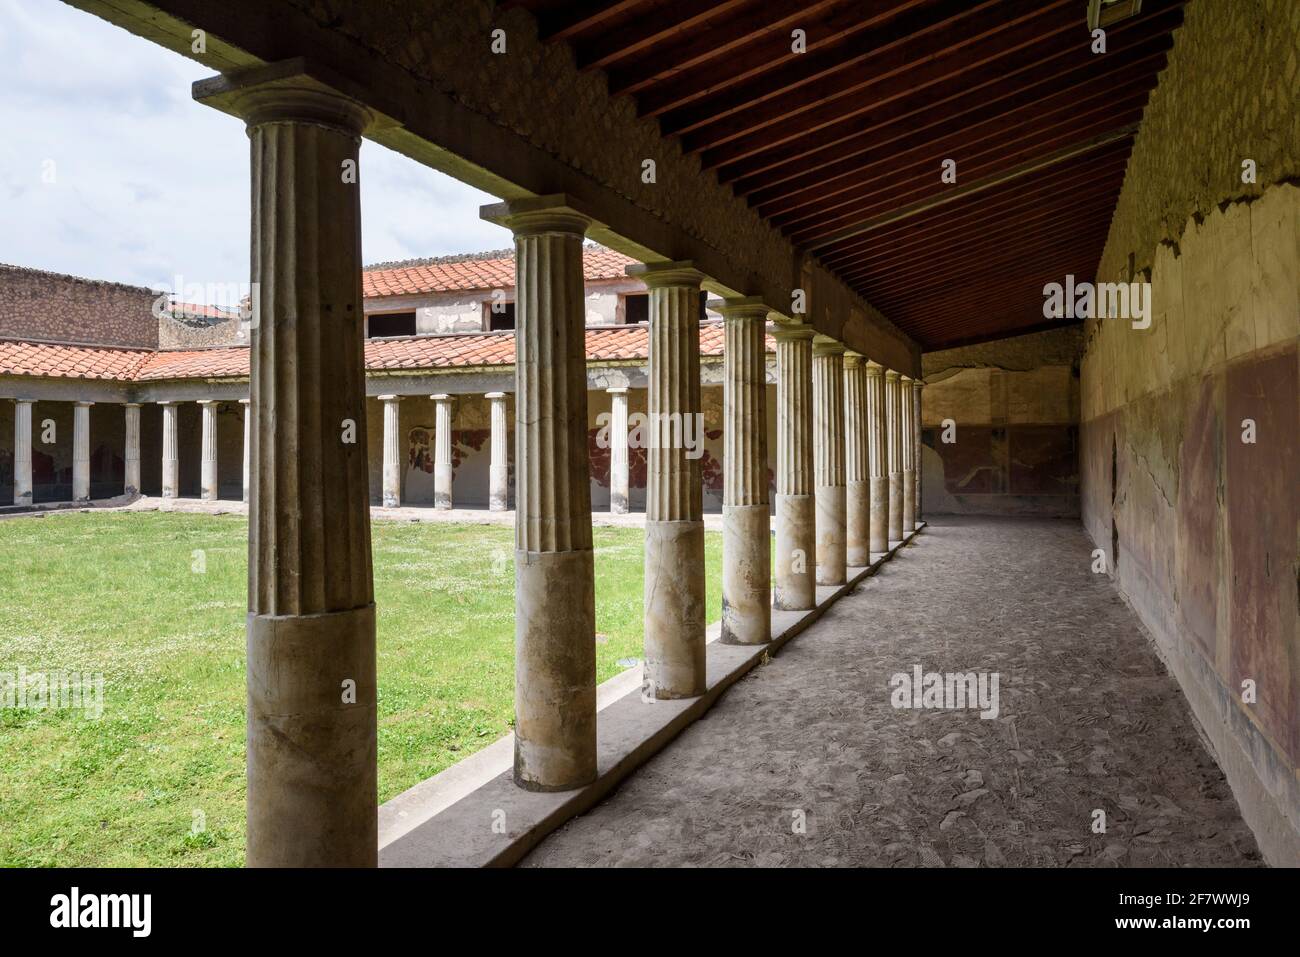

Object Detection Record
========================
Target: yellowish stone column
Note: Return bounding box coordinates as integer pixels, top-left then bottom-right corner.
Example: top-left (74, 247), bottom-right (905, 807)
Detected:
top-left (886, 369), bottom-right (903, 544)
top-left (913, 378), bottom-right (925, 523)
top-left (901, 375), bottom-right (915, 532)
top-left (843, 352), bottom-right (870, 567)
top-left (865, 362), bottom-right (888, 554)
top-left (813, 336), bottom-right (846, 584)
top-left (487, 391), bottom-right (509, 511)
top-left (773, 323), bottom-right (815, 610)
top-left (199, 400), bottom-right (219, 501)
top-left (159, 401), bottom-right (179, 499)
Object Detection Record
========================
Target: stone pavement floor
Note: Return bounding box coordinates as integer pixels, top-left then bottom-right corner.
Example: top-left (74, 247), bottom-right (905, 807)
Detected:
top-left (522, 516), bottom-right (1263, 867)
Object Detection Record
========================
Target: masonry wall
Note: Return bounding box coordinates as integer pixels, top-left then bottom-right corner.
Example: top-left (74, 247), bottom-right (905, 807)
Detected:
top-left (921, 327), bottom-right (1081, 517)
top-left (1079, 0), bottom-right (1300, 865)
top-left (0, 265), bottom-right (158, 348)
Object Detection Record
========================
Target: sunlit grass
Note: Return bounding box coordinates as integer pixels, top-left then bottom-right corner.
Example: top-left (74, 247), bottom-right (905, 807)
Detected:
top-left (0, 511), bottom-right (723, 866)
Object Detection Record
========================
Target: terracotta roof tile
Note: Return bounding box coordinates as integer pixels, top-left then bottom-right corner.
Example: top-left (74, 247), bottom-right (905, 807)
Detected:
top-left (362, 247), bottom-right (637, 298)
top-left (1, 322), bottom-right (774, 384)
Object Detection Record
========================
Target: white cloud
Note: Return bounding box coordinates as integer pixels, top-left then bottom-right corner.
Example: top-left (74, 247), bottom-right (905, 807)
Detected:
top-left (0, 0), bottom-right (509, 302)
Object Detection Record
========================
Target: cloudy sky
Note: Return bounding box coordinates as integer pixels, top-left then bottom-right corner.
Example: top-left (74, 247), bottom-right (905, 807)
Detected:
top-left (0, 0), bottom-right (509, 301)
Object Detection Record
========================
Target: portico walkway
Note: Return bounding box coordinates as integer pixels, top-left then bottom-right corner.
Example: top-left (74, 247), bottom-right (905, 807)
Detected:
top-left (522, 517), bottom-right (1263, 868)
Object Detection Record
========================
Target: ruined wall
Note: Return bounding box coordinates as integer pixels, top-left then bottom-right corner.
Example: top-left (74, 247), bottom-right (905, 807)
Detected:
top-left (1080, 0), bottom-right (1300, 865)
top-left (921, 327), bottom-right (1081, 517)
top-left (157, 315), bottom-right (245, 349)
top-left (0, 265), bottom-right (158, 348)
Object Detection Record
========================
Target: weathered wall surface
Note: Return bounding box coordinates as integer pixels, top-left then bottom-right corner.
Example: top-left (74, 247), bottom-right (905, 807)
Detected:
top-left (158, 314), bottom-right (245, 349)
top-left (0, 265), bottom-right (158, 348)
top-left (1081, 0), bottom-right (1300, 865)
top-left (921, 326), bottom-right (1081, 517)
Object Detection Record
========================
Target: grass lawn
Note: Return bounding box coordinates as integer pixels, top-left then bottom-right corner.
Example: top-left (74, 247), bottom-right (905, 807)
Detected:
top-left (0, 511), bottom-right (724, 866)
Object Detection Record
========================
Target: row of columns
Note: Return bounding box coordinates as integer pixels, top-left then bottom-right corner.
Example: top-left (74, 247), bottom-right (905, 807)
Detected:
top-left (9, 397), bottom-right (251, 505)
top-left (190, 64), bottom-right (925, 865)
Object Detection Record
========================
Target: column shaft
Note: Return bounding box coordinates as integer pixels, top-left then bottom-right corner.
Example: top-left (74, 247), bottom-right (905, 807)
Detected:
top-left (634, 263), bottom-right (705, 697)
top-left (72, 401), bottom-right (92, 502)
top-left (198, 72), bottom-right (380, 865)
top-left (813, 338), bottom-right (846, 585)
top-left (866, 362), bottom-right (888, 553)
top-left (160, 402), bottom-right (179, 499)
top-left (487, 392), bottom-right (508, 511)
top-left (14, 400), bottom-right (32, 506)
top-left (843, 353), bottom-right (870, 567)
top-left (886, 370), bottom-right (903, 543)
top-left (901, 376), bottom-right (916, 532)
top-left (432, 394), bottom-right (453, 509)
top-left (380, 395), bottom-right (401, 508)
top-left (199, 400), bottom-right (219, 501)
top-left (240, 399), bottom-right (251, 503)
top-left (913, 380), bottom-right (925, 523)
top-left (720, 299), bottom-right (771, 645)
top-left (773, 326), bottom-right (815, 610)
top-left (606, 387), bottom-right (629, 515)
top-left (485, 197), bottom-right (596, 791)
top-left (124, 404), bottom-right (141, 496)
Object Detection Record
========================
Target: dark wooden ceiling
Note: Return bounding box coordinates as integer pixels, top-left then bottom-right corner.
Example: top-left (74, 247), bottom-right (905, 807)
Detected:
top-left (507, 0), bottom-right (1185, 350)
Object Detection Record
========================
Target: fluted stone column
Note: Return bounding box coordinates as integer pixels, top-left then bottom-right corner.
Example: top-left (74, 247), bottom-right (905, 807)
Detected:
top-left (159, 402), bottom-right (179, 499)
top-left (487, 392), bottom-right (508, 512)
top-left (199, 400), bottom-right (219, 501)
top-left (379, 395), bottom-right (401, 508)
top-left (913, 378), bottom-right (925, 523)
top-left (482, 195), bottom-right (596, 791)
top-left (432, 394), bottom-right (453, 509)
top-left (13, 399), bottom-right (32, 506)
top-left (866, 361), bottom-right (888, 554)
top-left (72, 401), bottom-right (92, 502)
top-left (606, 387), bottom-right (629, 515)
top-left (773, 324), bottom-right (815, 609)
top-left (629, 261), bottom-right (705, 697)
top-left (813, 336), bottom-right (846, 585)
top-left (886, 369), bottom-right (903, 544)
top-left (124, 403), bottom-right (141, 496)
top-left (240, 399), bottom-right (251, 503)
top-left (719, 298), bottom-right (771, 645)
top-left (843, 352), bottom-right (870, 567)
top-left (197, 65), bottom-right (379, 865)
top-left (901, 375), bottom-right (916, 532)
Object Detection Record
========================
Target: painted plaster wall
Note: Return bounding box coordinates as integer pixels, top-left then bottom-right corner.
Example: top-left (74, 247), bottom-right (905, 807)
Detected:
top-left (921, 327), bottom-right (1082, 517)
top-left (1079, 0), bottom-right (1300, 865)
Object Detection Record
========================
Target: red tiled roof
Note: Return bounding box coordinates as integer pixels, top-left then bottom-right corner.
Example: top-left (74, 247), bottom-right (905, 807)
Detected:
top-left (362, 247), bottom-right (637, 298)
top-left (0, 340), bottom-right (152, 381)
top-left (0, 323), bottom-right (773, 383)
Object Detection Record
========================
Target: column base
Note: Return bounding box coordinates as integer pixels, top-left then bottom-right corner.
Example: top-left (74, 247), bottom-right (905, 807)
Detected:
top-left (815, 483), bottom-right (847, 585)
top-left (246, 603), bottom-right (378, 867)
top-left (434, 464), bottom-right (453, 510)
top-left (888, 471), bottom-right (903, 543)
top-left (846, 478), bottom-right (870, 567)
top-left (609, 489), bottom-right (628, 515)
top-left (721, 503), bottom-right (771, 645)
top-left (869, 475), bottom-right (888, 553)
top-left (774, 492), bottom-right (815, 611)
top-left (644, 519), bottom-right (706, 697)
top-left (489, 465), bottom-right (508, 512)
top-left (514, 548), bottom-right (597, 791)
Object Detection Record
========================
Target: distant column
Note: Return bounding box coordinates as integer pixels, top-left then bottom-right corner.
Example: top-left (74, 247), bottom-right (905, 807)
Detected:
top-left (719, 297), bottom-right (771, 645)
top-left (772, 323), bottom-right (815, 610)
top-left (812, 336), bottom-right (846, 585)
top-left (380, 394), bottom-right (401, 508)
top-left (843, 352), bottom-right (869, 567)
top-left (631, 261), bottom-right (706, 698)
top-left (432, 393), bottom-right (453, 510)
top-left (913, 379), bottom-right (925, 523)
top-left (199, 400), bottom-right (219, 501)
top-left (606, 387), bottom-right (629, 515)
top-left (160, 401), bottom-right (179, 499)
top-left (240, 399), bottom-right (251, 503)
top-left (72, 401), bottom-right (92, 502)
top-left (13, 399), bottom-right (32, 506)
top-left (886, 370), bottom-right (903, 544)
top-left (901, 375), bottom-right (915, 532)
top-left (865, 362), bottom-right (888, 554)
top-left (487, 391), bottom-right (509, 511)
top-left (124, 403), bottom-right (141, 496)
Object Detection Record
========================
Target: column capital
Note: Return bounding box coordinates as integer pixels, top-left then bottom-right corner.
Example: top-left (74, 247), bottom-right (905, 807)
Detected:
top-left (193, 58), bottom-right (383, 136)
top-left (604, 387), bottom-right (627, 396)
top-left (12, 397), bottom-right (34, 405)
top-left (844, 351), bottom-right (865, 366)
top-left (377, 394), bottom-right (400, 403)
top-left (485, 391), bottom-right (507, 400)
top-left (884, 368), bottom-right (901, 380)
top-left (156, 399), bottom-right (177, 406)
top-left (123, 401), bottom-right (142, 408)
top-left (912, 378), bottom-right (926, 391)
top-left (812, 334), bottom-right (845, 356)
top-left (480, 194), bottom-right (597, 237)
top-left (864, 359), bottom-right (884, 376)
top-left (717, 295), bottom-right (770, 321)
top-left (430, 393), bottom-right (452, 403)
top-left (239, 398), bottom-right (251, 406)
top-left (771, 320), bottom-right (815, 341)
top-left (74, 400), bottom-right (94, 408)
top-left (197, 399), bottom-right (218, 406)
top-left (626, 260), bottom-right (706, 290)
